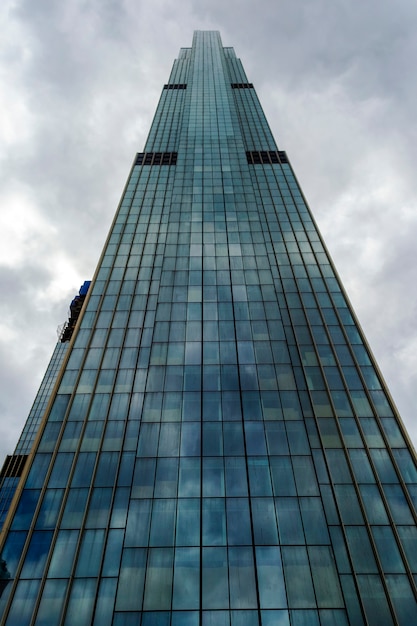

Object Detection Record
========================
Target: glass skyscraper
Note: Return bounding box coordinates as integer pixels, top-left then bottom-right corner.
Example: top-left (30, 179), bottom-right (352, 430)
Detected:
top-left (0, 30), bottom-right (416, 626)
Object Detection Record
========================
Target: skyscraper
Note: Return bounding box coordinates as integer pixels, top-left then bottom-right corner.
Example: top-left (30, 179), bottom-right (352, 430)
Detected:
top-left (0, 29), bottom-right (416, 625)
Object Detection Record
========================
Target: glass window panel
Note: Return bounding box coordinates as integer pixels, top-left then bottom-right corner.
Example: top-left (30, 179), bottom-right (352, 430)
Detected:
top-left (35, 489), bottom-right (64, 530)
top-left (203, 458), bottom-right (225, 497)
top-left (242, 392), bottom-right (263, 421)
top-left (59, 421), bottom-right (83, 452)
top-left (162, 392), bottom-right (182, 421)
top-left (270, 457), bottom-right (296, 496)
top-left (349, 449), bottom-right (375, 483)
top-left (48, 394), bottom-right (71, 422)
top-left (87, 394), bottom-right (110, 421)
top-left (383, 484), bottom-right (414, 524)
top-left (360, 418), bottom-right (385, 448)
top-left (225, 457), bottom-right (248, 497)
top-left (203, 392), bottom-right (222, 422)
top-left (102, 421), bottom-right (125, 451)
top-left (4, 579), bottom-right (41, 626)
top-left (137, 423), bottom-right (160, 457)
top-left (308, 546), bottom-right (344, 608)
top-left (86, 488), bottom-right (112, 528)
top-left (329, 526), bottom-right (351, 574)
top-left (35, 579), bottom-right (68, 626)
top-left (75, 528), bottom-right (105, 577)
top-left (141, 611), bottom-right (170, 626)
top-left (173, 547), bottom-right (200, 609)
top-left (369, 390), bottom-right (393, 417)
top-left (248, 458), bottom-right (272, 496)
top-left (202, 547), bottom-right (229, 609)
top-left (359, 484), bottom-right (389, 524)
top-left (312, 449), bottom-right (329, 483)
top-left (0, 531), bottom-right (26, 579)
top-left (48, 453), bottom-right (74, 488)
top-left (125, 499), bottom-right (151, 547)
top-left (325, 449), bottom-right (351, 484)
top-left (47, 529), bottom-right (79, 578)
top-left (289, 610), bottom-right (319, 625)
top-left (223, 423), bottom-right (244, 455)
top-left (203, 498), bottom-right (226, 546)
top-left (181, 423), bottom-right (201, 456)
top-left (282, 546), bottom-right (315, 608)
top-left (70, 452), bottom-right (96, 488)
top-left (275, 498), bottom-right (304, 545)
top-left (260, 610), bottom-right (290, 626)
top-left (229, 546), bottom-right (257, 609)
top-left (397, 526), bottom-right (417, 571)
top-left (255, 546), bottom-right (287, 609)
top-left (202, 611), bottom-right (229, 626)
top-left (339, 575), bottom-right (366, 625)
top-left (339, 418), bottom-right (362, 446)
top-left (370, 449), bottom-right (398, 483)
top-left (176, 499), bottom-right (200, 546)
top-left (319, 609), bottom-right (349, 626)
top-left (221, 391), bottom-right (241, 421)
top-left (372, 526), bottom-right (405, 573)
top-left (115, 548), bottom-right (146, 611)
top-left (292, 457), bottom-right (319, 496)
top-left (60, 488), bottom-right (88, 528)
top-left (93, 578), bottom-right (118, 626)
top-left (143, 548), bottom-right (173, 610)
top-left (154, 458), bottom-right (179, 497)
top-left (265, 423), bottom-right (289, 455)
top-left (81, 421), bottom-right (104, 452)
top-left (245, 422), bottom-right (267, 455)
top-left (132, 458), bottom-right (156, 498)
top-left (11, 489), bottom-right (41, 530)
top-left (172, 613), bottom-right (199, 626)
top-left (94, 451), bottom-right (119, 487)
top-left (150, 499), bottom-right (176, 546)
top-left (102, 529), bottom-right (124, 577)
top-left (252, 498), bottom-right (279, 545)
top-left (334, 485), bottom-right (364, 525)
top-left (117, 451), bottom-right (135, 487)
top-left (385, 574), bottom-right (417, 625)
top-left (110, 487), bottom-right (129, 529)
top-left (380, 418), bottom-right (406, 447)
top-left (20, 530), bottom-right (53, 579)
top-left (178, 457), bottom-right (200, 497)
top-left (345, 527), bottom-right (378, 573)
top-left (280, 390), bottom-right (307, 420)
top-left (38, 423), bottom-right (62, 453)
top-left (317, 419), bottom-right (342, 448)
top-left (300, 498), bottom-right (330, 544)
top-left (393, 448), bottom-right (417, 483)
top-left (356, 575), bottom-right (394, 626)
top-left (203, 423), bottom-right (223, 456)
top-left (226, 498), bottom-right (252, 545)
top-left (330, 391), bottom-right (353, 418)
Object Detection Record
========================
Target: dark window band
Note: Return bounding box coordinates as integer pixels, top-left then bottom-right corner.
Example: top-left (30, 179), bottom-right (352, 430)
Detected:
top-left (0, 455), bottom-right (28, 479)
top-left (246, 150), bottom-right (288, 164)
top-left (136, 152), bottom-right (178, 166)
top-left (163, 84), bottom-right (187, 90)
top-left (231, 83), bottom-right (254, 89)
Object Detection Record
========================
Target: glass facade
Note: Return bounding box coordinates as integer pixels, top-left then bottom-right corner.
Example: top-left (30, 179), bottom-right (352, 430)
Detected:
top-left (0, 30), bottom-right (416, 625)
top-left (0, 341), bottom-right (69, 530)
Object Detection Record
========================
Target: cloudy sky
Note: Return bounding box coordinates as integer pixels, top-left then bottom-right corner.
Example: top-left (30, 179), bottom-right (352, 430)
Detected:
top-left (1, 0), bottom-right (417, 462)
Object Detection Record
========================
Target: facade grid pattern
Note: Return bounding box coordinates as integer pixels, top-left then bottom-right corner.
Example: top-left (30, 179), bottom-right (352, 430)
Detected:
top-left (0, 342), bottom-right (68, 529)
top-left (0, 30), bottom-right (416, 626)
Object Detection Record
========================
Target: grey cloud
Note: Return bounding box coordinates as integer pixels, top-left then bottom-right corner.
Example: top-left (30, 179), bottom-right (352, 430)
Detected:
top-left (1, 0), bottom-right (417, 465)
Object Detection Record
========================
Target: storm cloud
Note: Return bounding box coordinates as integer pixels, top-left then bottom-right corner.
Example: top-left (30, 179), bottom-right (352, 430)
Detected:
top-left (1, 0), bottom-right (417, 461)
